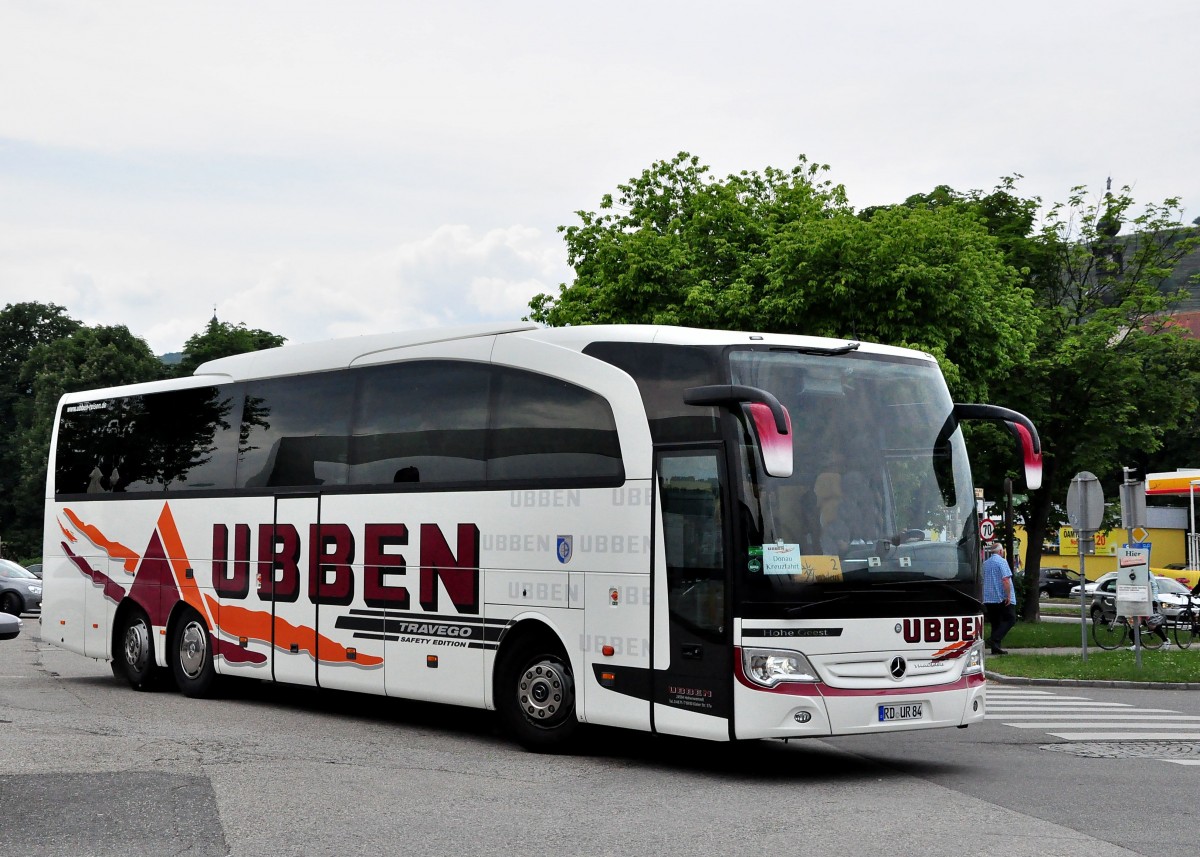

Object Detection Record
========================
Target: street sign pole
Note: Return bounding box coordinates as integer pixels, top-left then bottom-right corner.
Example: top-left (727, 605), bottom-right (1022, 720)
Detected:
top-left (1067, 472), bottom-right (1105, 663)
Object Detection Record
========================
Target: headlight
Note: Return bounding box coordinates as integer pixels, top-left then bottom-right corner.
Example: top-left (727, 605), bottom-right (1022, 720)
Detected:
top-left (963, 641), bottom-right (984, 675)
top-left (742, 647), bottom-right (819, 687)
top-left (29, 586), bottom-right (42, 595)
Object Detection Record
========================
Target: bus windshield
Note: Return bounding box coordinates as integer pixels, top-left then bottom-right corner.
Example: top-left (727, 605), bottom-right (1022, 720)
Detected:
top-left (729, 349), bottom-right (978, 616)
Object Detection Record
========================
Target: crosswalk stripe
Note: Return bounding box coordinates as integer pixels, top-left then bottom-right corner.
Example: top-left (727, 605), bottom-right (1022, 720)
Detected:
top-left (1006, 722), bottom-right (1200, 729)
top-left (1047, 731), bottom-right (1200, 740)
top-left (987, 707), bottom-right (1178, 713)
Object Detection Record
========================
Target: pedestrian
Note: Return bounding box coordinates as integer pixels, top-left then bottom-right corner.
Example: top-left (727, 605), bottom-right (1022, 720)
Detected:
top-left (982, 542), bottom-right (1016, 655)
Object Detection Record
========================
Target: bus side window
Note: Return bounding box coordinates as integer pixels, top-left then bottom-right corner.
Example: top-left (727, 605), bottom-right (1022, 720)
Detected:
top-left (659, 452), bottom-right (725, 636)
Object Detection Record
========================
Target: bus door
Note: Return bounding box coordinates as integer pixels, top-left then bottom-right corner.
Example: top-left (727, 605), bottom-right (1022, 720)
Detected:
top-left (652, 447), bottom-right (733, 740)
top-left (269, 493), bottom-right (319, 687)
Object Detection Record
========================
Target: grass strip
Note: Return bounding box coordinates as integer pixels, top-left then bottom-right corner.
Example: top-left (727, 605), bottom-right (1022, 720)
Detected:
top-left (988, 650), bottom-right (1200, 683)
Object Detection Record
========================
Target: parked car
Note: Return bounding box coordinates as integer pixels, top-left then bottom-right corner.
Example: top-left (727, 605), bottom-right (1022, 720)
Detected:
top-left (1070, 571), bottom-right (1117, 599)
top-left (0, 558), bottom-right (42, 615)
top-left (0, 611), bottom-right (20, 640)
top-left (1090, 575), bottom-right (1194, 624)
top-left (25, 563), bottom-right (42, 579)
top-left (1038, 567), bottom-right (1082, 599)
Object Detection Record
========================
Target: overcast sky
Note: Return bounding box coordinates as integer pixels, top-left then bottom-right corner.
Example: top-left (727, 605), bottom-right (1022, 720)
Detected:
top-left (2, 1), bottom-right (1197, 354)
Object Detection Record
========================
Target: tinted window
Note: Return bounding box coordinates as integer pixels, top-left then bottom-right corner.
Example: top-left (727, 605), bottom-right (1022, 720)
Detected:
top-left (584, 342), bottom-right (721, 442)
top-left (238, 373), bottom-right (353, 488)
top-left (349, 361), bottom-right (490, 486)
top-left (487, 366), bottom-right (623, 485)
top-left (121, 387), bottom-right (241, 492)
top-left (55, 386), bottom-right (240, 495)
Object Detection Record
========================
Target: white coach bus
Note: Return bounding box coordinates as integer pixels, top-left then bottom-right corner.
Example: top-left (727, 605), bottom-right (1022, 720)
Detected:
top-left (41, 323), bottom-right (1041, 750)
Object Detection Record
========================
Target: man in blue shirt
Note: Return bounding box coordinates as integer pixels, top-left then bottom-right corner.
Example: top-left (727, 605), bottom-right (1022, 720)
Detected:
top-left (982, 542), bottom-right (1016, 655)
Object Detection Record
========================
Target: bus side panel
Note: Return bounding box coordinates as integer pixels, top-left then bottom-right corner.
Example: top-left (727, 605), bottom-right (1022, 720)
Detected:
top-left (582, 571), bottom-right (651, 731)
top-left (39, 554), bottom-right (88, 658)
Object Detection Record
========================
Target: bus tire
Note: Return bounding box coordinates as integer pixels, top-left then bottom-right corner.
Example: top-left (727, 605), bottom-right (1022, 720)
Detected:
top-left (113, 606), bottom-right (162, 691)
top-left (496, 634), bottom-right (579, 752)
top-left (170, 608), bottom-right (218, 698)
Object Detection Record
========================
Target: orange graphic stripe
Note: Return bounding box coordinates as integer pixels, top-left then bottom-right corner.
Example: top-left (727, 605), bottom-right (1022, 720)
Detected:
top-left (62, 508), bottom-right (140, 572)
top-left (154, 502), bottom-right (212, 626)
top-left (931, 640), bottom-right (973, 661)
top-left (57, 516), bottom-right (78, 543)
top-left (203, 595), bottom-right (384, 667)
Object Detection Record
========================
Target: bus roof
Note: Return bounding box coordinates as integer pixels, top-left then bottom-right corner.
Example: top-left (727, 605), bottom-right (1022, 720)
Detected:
top-left (56, 323), bottom-right (936, 404)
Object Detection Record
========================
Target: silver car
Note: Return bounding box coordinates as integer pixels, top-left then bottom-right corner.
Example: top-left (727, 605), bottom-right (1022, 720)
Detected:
top-left (1090, 574), bottom-right (1192, 623)
top-left (0, 559), bottom-right (42, 615)
top-left (0, 611), bottom-right (21, 640)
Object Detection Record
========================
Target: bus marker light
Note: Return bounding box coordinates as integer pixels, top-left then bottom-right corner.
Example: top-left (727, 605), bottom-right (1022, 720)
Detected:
top-left (602, 645), bottom-right (615, 656)
top-left (599, 672), bottom-right (616, 687)
top-left (427, 655), bottom-right (439, 668)
top-left (347, 648), bottom-right (357, 661)
top-left (239, 636), bottom-right (248, 648)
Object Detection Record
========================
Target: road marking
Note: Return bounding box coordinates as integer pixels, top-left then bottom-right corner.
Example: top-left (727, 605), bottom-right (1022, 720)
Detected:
top-left (1161, 759), bottom-right (1200, 766)
top-left (1007, 722), bottom-right (1200, 729)
top-left (1047, 731), bottom-right (1200, 740)
top-left (986, 706), bottom-right (1178, 713)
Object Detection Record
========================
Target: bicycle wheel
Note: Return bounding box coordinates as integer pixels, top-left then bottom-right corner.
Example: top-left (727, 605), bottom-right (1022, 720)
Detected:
top-left (1137, 621), bottom-right (1165, 650)
top-left (1174, 610), bottom-right (1196, 649)
top-left (1092, 614), bottom-right (1127, 650)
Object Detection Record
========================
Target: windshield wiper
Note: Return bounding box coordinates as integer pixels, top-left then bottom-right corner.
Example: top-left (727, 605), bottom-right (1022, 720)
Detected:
top-left (895, 579), bottom-right (983, 609)
top-left (784, 594), bottom-right (850, 616)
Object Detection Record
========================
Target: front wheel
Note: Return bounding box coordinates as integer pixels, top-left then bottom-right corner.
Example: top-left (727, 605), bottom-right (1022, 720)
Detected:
top-left (0, 591), bottom-right (22, 615)
top-left (112, 606), bottom-right (163, 690)
top-left (496, 635), bottom-right (579, 752)
top-left (1092, 611), bottom-right (1126, 650)
top-left (170, 608), bottom-right (218, 698)
top-left (1174, 611), bottom-right (1196, 649)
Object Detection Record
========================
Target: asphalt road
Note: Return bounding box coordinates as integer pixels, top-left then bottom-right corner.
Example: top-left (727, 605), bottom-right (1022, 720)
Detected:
top-left (2, 618), bottom-right (1196, 857)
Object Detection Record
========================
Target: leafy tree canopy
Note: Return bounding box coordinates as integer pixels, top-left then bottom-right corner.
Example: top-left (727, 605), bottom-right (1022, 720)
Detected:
top-left (176, 318), bottom-right (287, 376)
top-left (529, 152), bottom-right (1037, 401)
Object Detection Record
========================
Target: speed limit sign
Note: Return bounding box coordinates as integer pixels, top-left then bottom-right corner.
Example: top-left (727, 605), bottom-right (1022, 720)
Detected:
top-left (980, 518), bottom-right (996, 541)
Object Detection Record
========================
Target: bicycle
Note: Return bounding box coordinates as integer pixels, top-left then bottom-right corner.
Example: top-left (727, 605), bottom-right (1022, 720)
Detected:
top-left (1090, 609), bottom-right (1171, 650)
top-left (1171, 602), bottom-right (1199, 650)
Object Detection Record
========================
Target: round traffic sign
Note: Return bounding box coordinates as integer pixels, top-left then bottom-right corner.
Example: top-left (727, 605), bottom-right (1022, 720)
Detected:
top-left (980, 518), bottom-right (996, 540)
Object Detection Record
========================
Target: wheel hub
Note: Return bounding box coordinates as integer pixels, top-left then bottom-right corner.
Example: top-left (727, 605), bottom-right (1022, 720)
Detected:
top-left (518, 659), bottom-right (574, 726)
top-left (123, 620), bottom-right (150, 671)
top-left (178, 621), bottom-right (208, 679)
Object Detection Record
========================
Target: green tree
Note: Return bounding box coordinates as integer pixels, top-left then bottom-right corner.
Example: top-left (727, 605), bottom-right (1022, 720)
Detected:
top-left (0, 302), bottom-right (82, 559)
top-left (5, 326), bottom-right (165, 559)
top-left (530, 152), bottom-right (1037, 400)
top-left (988, 185), bottom-right (1200, 620)
top-left (175, 318), bottom-right (286, 376)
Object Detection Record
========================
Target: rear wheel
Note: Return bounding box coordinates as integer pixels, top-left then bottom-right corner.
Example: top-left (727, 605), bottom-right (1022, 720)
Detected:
top-left (1091, 611), bottom-right (1126, 650)
top-left (496, 634), bottom-right (579, 752)
top-left (112, 606), bottom-right (162, 690)
top-left (0, 591), bottom-right (22, 615)
top-left (170, 608), bottom-right (218, 698)
top-left (1173, 610), bottom-right (1196, 649)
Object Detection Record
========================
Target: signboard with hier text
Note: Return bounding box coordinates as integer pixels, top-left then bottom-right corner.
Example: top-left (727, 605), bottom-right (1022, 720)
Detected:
top-left (1115, 547), bottom-right (1152, 618)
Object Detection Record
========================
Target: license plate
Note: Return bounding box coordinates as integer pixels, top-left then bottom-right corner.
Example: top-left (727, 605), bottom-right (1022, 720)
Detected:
top-left (878, 702), bottom-right (923, 722)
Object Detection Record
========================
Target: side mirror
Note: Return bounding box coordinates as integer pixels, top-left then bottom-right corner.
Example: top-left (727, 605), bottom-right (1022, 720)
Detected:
top-left (684, 384), bottom-right (794, 478)
top-left (952, 403), bottom-right (1043, 491)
